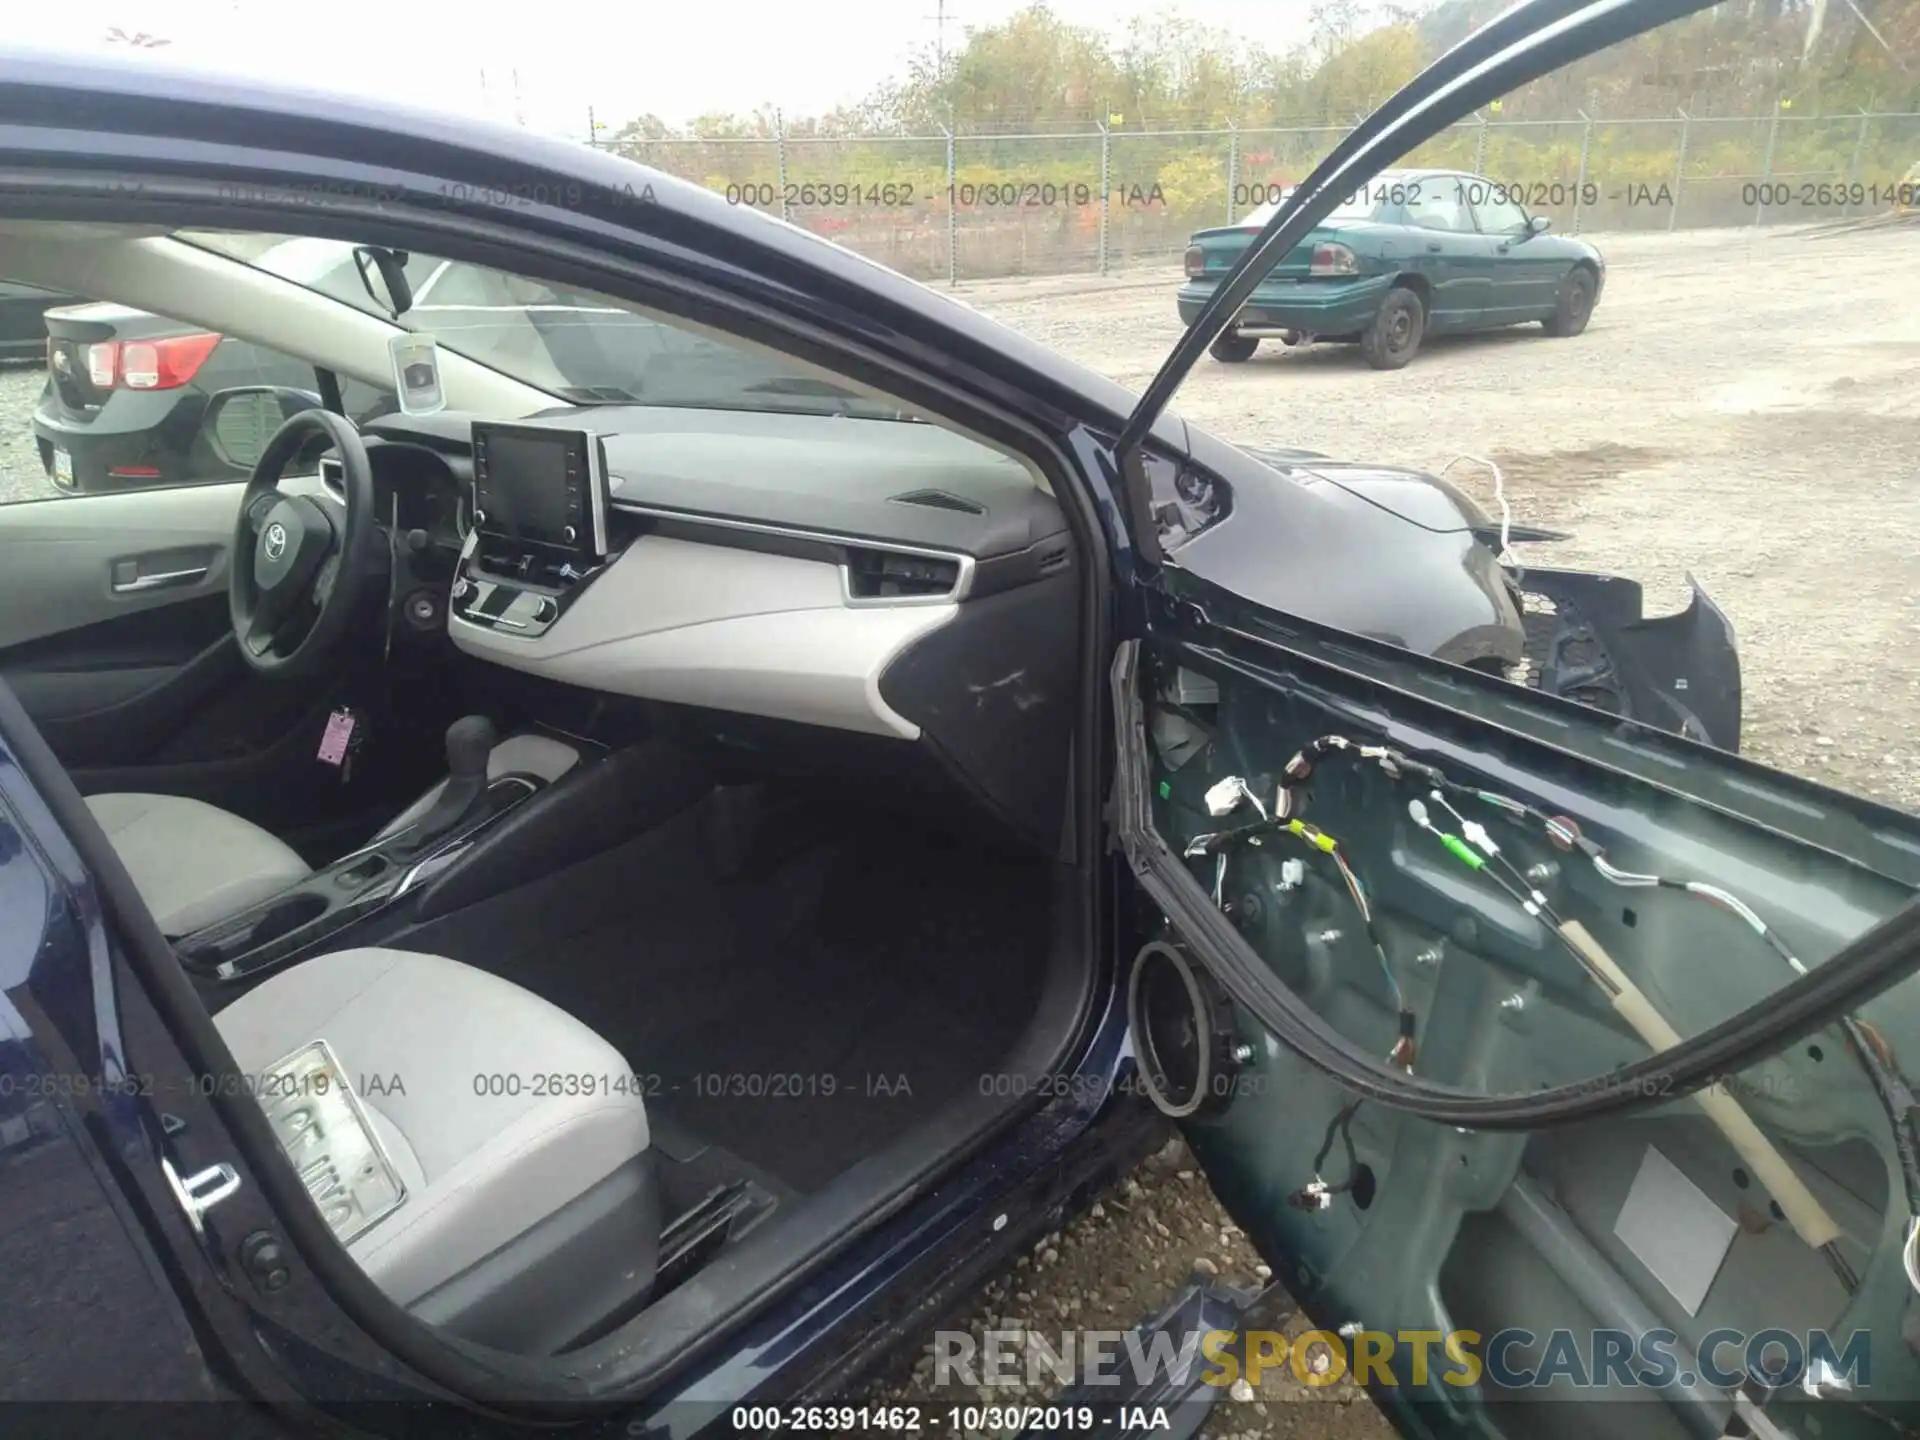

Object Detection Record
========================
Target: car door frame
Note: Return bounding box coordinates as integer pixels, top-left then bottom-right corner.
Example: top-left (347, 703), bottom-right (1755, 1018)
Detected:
top-left (0, 85), bottom-right (1175, 1416)
top-left (1387, 173), bottom-right (1491, 332)
top-left (1105, 555), bottom-right (1920, 1426)
top-left (1463, 181), bottom-right (1562, 324)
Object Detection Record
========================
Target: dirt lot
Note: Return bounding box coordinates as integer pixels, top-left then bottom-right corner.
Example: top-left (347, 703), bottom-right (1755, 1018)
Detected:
top-left (0, 222), bottom-right (1913, 1436)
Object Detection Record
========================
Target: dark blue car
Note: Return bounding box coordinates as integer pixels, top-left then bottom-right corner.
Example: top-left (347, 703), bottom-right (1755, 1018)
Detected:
top-left (0, 3), bottom-right (1917, 1437)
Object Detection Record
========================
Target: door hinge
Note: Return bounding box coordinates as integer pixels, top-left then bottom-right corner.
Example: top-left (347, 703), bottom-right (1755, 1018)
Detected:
top-left (162, 1156), bottom-right (242, 1237)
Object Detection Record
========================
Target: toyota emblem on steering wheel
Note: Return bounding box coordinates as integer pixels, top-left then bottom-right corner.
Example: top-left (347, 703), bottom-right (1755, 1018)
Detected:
top-left (263, 521), bottom-right (288, 561)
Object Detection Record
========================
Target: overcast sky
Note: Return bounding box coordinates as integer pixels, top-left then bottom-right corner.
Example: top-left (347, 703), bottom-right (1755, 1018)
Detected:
top-left (9, 1), bottom-right (1326, 137)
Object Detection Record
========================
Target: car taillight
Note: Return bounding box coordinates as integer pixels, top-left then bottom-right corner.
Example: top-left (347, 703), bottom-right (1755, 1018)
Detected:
top-left (1308, 243), bottom-right (1358, 277)
top-left (120, 333), bottom-right (222, 390)
top-left (86, 342), bottom-right (118, 387)
top-left (1184, 245), bottom-right (1206, 278)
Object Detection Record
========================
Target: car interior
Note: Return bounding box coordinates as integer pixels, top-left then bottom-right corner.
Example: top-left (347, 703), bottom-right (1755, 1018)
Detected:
top-left (0, 221), bottom-right (1097, 1357)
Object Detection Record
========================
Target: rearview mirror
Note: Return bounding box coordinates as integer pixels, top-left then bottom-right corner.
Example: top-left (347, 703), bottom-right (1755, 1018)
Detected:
top-left (1528, 214), bottom-right (1553, 234)
top-left (353, 245), bottom-right (415, 319)
top-left (201, 385), bottom-right (322, 471)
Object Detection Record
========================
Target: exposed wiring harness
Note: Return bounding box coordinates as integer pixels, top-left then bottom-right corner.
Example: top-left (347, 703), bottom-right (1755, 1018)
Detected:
top-left (1178, 732), bottom-right (1920, 1261)
top-left (1440, 454), bottom-right (1514, 566)
top-left (1260, 732), bottom-right (1920, 1289)
top-left (1290, 1100), bottom-right (1365, 1211)
top-left (1186, 784), bottom-right (1417, 1073)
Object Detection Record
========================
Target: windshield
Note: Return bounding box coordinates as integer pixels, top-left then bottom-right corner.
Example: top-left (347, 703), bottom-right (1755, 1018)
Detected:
top-left (174, 230), bottom-right (922, 421)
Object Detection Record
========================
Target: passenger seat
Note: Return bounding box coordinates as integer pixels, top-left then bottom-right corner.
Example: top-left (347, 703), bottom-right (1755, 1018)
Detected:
top-left (213, 947), bottom-right (660, 1354)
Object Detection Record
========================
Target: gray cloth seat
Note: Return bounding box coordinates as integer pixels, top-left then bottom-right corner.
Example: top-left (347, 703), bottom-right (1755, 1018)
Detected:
top-left (85, 792), bottom-right (310, 936)
top-left (85, 733), bottom-right (581, 939)
top-left (214, 946), bottom-right (659, 1353)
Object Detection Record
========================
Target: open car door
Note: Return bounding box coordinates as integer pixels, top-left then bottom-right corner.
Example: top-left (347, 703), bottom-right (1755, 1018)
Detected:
top-left (1113, 593), bottom-right (1920, 1437)
top-left (1098, 2), bottom-right (1920, 1436)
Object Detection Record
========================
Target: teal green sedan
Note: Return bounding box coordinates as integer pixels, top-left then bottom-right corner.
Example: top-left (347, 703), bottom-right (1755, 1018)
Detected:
top-left (1179, 168), bottom-right (1606, 369)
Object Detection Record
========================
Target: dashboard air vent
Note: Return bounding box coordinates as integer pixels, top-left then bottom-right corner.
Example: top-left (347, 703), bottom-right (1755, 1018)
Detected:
top-left (889, 489), bottom-right (986, 515)
top-left (318, 456), bottom-right (344, 498)
top-left (844, 546), bottom-right (963, 601)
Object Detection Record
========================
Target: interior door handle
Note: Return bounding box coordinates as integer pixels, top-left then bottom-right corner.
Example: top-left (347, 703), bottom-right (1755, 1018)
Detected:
top-left (112, 565), bottom-right (209, 594)
top-left (1426, 242), bottom-right (1442, 252)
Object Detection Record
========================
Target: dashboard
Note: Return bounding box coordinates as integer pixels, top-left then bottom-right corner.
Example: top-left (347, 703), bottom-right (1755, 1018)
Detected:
top-left (319, 446), bottom-right (472, 549)
top-left (324, 403), bottom-right (1080, 847)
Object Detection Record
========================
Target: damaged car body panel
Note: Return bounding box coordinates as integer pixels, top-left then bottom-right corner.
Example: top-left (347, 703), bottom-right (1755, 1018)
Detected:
top-left (1171, 431), bottom-right (1528, 674)
top-left (1512, 565), bottom-right (1742, 753)
top-left (1110, 0), bottom-right (1747, 742)
top-left (1169, 430), bottom-right (1745, 751)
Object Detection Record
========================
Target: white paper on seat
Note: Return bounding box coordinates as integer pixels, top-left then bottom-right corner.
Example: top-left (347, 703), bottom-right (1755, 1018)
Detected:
top-left (259, 1039), bottom-right (408, 1245)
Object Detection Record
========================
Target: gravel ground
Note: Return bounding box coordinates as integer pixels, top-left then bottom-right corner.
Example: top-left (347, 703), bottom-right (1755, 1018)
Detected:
top-left (856, 1134), bottom-right (1393, 1438)
top-left (2, 221), bottom-right (1914, 1436)
top-left (0, 363), bottom-right (49, 502)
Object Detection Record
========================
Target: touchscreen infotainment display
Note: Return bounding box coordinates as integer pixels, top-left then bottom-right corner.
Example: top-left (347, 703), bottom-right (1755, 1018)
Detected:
top-left (470, 422), bottom-right (607, 563)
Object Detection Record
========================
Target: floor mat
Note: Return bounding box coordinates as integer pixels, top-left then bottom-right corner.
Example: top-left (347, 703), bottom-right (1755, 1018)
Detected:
top-left (407, 801), bottom-right (1054, 1192)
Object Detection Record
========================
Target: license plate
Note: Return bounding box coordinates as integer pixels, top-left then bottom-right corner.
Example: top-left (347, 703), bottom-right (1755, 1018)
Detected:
top-left (257, 1040), bottom-right (408, 1245)
top-left (50, 448), bottom-right (72, 488)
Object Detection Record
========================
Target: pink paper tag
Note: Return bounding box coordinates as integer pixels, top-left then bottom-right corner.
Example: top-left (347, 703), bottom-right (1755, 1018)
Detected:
top-left (317, 709), bottom-right (356, 767)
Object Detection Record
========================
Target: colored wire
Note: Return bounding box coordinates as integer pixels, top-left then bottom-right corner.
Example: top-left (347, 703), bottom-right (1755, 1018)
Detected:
top-left (1287, 731), bottom-right (1920, 1236)
top-left (1186, 807), bottom-right (1415, 1069)
top-left (1208, 730), bottom-right (1919, 1262)
top-left (1281, 820), bottom-right (1415, 1066)
top-left (1290, 1099), bottom-right (1366, 1210)
top-left (1580, 836), bottom-right (1920, 1232)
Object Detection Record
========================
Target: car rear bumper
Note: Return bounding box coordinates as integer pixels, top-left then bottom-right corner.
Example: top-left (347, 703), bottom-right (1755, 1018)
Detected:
top-left (31, 389), bottom-right (216, 492)
top-left (1178, 275), bottom-right (1395, 336)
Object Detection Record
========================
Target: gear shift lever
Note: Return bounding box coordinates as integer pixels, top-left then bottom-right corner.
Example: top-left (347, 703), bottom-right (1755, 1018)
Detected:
top-left (444, 715), bottom-right (496, 782)
top-left (394, 715), bottom-right (498, 855)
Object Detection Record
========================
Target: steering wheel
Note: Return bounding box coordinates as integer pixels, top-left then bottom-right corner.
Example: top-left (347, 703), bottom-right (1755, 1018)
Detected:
top-left (229, 409), bottom-right (383, 678)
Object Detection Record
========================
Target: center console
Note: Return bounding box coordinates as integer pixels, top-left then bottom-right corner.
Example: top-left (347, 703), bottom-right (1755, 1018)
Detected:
top-left (450, 421), bottom-right (615, 641)
top-left (174, 721), bottom-right (718, 991)
top-left (175, 737), bottom-right (565, 982)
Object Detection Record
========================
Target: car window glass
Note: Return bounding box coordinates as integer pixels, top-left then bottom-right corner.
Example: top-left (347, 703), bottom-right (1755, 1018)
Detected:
top-left (0, 225), bottom-right (945, 511)
top-left (1241, 190), bottom-right (1379, 229)
top-left (1400, 178), bottom-right (1472, 232)
top-left (1466, 185), bottom-right (1529, 234)
top-left (6, 285), bottom-right (400, 503)
top-left (174, 230), bottom-right (927, 419)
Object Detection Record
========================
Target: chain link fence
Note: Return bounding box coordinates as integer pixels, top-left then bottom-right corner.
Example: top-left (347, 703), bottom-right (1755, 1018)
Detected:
top-left (591, 104), bottom-right (1920, 285)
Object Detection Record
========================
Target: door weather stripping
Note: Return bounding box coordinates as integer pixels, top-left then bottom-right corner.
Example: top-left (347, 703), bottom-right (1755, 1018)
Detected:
top-left (163, 1155), bottom-right (242, 1237)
